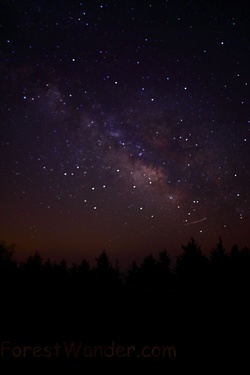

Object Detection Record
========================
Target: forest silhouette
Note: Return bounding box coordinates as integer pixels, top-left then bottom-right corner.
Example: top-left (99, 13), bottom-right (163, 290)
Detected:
top-left (1, 236), bottom-right (249, 293)
top-left (0, 237), bottom-right (249, 372)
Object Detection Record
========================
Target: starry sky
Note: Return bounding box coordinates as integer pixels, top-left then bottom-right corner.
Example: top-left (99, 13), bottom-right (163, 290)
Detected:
top-left (1, 0), bottom-right (250, 267)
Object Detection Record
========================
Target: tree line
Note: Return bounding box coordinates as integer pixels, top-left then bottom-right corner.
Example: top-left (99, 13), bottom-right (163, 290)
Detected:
top-left (1, 237), bottom-right (250, 294)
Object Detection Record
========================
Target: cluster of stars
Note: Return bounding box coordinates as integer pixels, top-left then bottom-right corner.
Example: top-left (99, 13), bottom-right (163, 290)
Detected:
top-left (0, 0), bottom-right (249, 262)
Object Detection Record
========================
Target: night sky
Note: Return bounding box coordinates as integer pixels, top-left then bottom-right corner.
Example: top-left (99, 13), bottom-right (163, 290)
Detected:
top-left (1, 0), bottom-right (250, 267)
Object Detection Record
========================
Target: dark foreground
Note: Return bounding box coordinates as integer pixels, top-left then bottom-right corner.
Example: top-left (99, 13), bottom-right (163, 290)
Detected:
top-left (0, 285), bottom-right (249, 373)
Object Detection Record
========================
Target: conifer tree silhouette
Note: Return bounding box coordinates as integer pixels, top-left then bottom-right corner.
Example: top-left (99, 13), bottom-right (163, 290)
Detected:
top-left (210, 237), bottom-right (228, 291)
top-left (175, 237), bottom-right (209, 291)
top-left (157, 250), bottom-right (171, 288)
top-left (22, 251), bottom-right (43, 273)
top-left (125, 260), bottom-right (141, 288)
top-left (71, 259), bottom-right (93, 289)
top-left (140, 253), bottom-right (158, 288)
top-left (229, 245), bottom-right (250, 293)
top-left (0, 241), bottom-right (16, 277)
top-left (93, 250), bottom-right (122, 288)
top-left (21, 251), bottom-right (44, 289)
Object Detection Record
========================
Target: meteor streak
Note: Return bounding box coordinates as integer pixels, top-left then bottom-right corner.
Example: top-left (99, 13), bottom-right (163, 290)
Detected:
top-left (184, 217), bottom-right (207, 226)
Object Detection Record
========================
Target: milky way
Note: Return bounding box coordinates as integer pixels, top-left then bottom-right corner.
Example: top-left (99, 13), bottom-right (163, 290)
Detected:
top-left (0, 0), bottom-right (250, 266)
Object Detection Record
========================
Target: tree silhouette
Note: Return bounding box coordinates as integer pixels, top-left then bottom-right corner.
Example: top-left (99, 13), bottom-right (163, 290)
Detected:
top-left (93, 250), bottom-right (122, 288)
top-left (0, 241), bottom-right (16, 274)
top-left (175, 237), bottom-right (209, 292)
top-left (21, 251), bottom-right (44, 288)
top-left (210, 237), bottom-right (227, 263)
top-left (0, 242), bottom-right (17, 296)
top-left (43, 258), bottom-right (54, 276)
top-left (125, 260), bottom-right (141, 288)
top-left (125, 251), bottom-right (172, 289)
top-left (228, 245), bottom-right (250, 292)
top-left (209, 237), bottom-right (229, 292)
top-left (240, 247), bottom-right (250, 289)
top-left (71, 259), bottom-right (93, 289)
top-left (0, 238), bottom-right (249, 296)
top-left (22, 251), bottom-right (43, 273)
top-left (54, 258), bottom-right (68, 278)
top-left (228, 244), bottom-right (241, 290)
top-left (157, 250), bottom-right (172, 288)
top-left (140, 253), bottom-right (159, 288)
